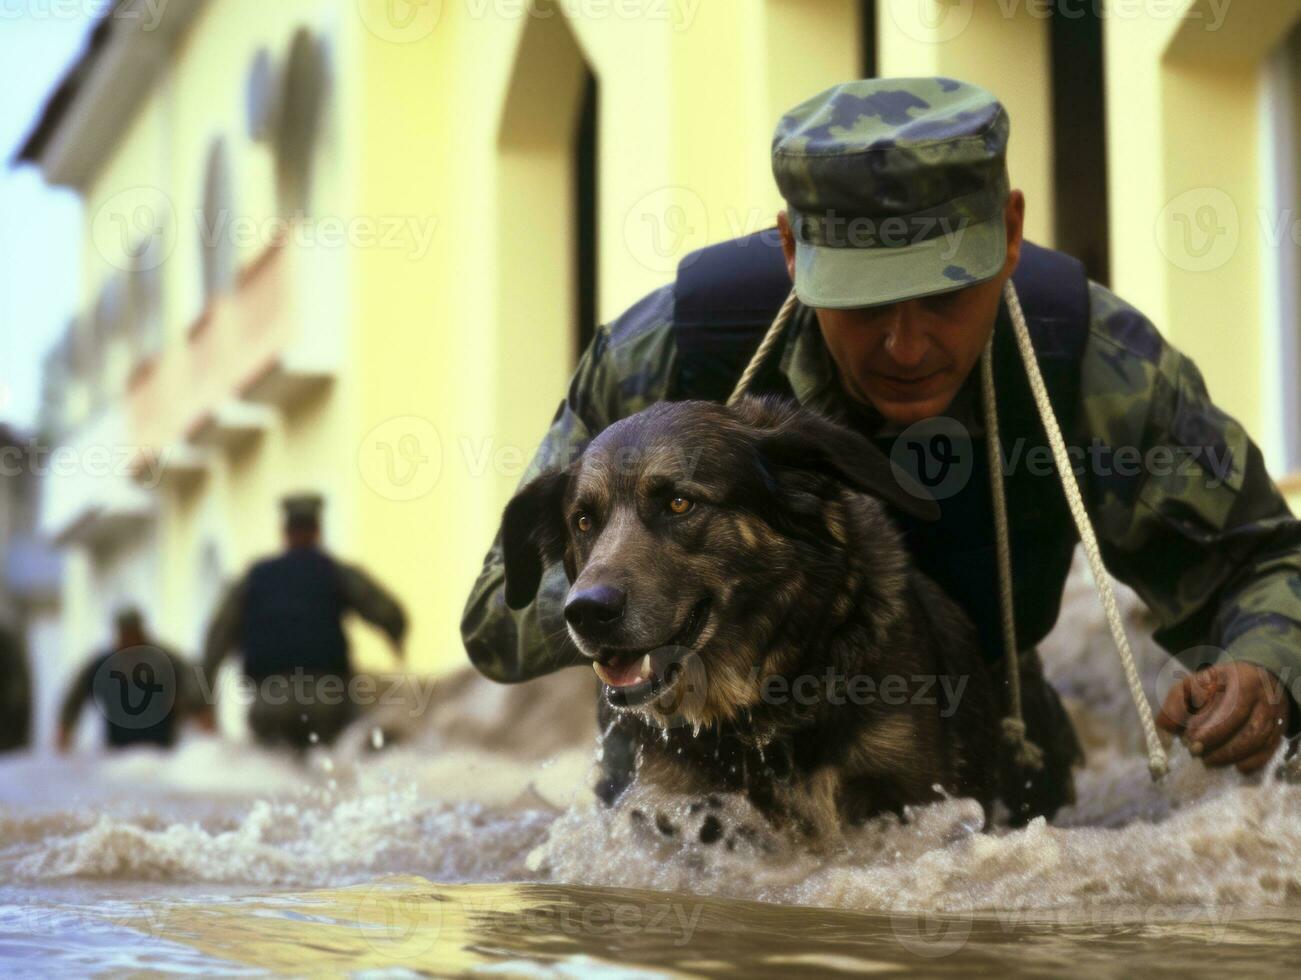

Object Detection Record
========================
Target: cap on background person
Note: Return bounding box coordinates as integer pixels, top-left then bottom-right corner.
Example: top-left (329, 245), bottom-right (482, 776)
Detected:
top-left (281, 492), bottom-right (324, 533)
top-left (772, 76), bottom-right (1011, 309)
top-left (113, 607), bottom-right (144, 635)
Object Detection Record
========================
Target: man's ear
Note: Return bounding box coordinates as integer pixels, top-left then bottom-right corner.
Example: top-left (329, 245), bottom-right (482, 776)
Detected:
top-left (500, 469), bottom-right (571, 610)
top-left (1003, 189), bottom-right (1025, 277)
top-left (757, 412), bottom-right (940, 522)
top-left (776, 210), bottom-right (797, 283)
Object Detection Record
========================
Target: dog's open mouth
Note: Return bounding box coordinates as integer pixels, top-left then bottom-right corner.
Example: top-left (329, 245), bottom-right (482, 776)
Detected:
top-left (592, 598), bottom-right (710, 706)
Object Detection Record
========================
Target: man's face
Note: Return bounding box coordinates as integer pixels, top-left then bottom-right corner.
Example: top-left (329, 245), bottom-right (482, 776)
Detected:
top-left (285, 524), bottom-right (321, 549)
top-left (116, 623), bottom-right (145, 648)
top-left (777, 192), bottom-right (1024, 425)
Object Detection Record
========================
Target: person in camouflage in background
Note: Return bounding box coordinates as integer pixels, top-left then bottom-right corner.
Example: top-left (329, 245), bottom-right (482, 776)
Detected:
top-left (58, 607), bottom-right (201, 752)
top-left (463, 77), bottom-right (1301, 806)
top-left (201, 494), bottom-right (408, 751)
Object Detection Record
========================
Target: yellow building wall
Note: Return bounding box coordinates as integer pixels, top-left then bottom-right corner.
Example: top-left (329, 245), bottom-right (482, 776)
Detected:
top-left (76, 0), bottom-right (367, 659)
top-left (57, 0), bottom-right (1301, 681)
top-left (1105, 0), bottom-right (1301, 485)
top-left (348, 0), bottom-right (877, 676)
top-left (876, 0), bottom-right (1055, 248)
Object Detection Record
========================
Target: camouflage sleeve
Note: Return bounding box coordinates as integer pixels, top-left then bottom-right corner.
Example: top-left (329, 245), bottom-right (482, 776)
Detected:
top-left (339, 562), bottom-right (408, 648)
top-left (461, 285), bottom-right (679, 682)
top-left (58, 656), bottom-right (100, 733)
top-left (1080, 282), bottom-right (1301, 686)
top-left (201, 576), bottom-right (247, 693)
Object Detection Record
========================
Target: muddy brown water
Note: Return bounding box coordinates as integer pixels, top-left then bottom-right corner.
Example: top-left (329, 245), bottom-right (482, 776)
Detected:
top-left (4, 563), bottom-right (1301, 976)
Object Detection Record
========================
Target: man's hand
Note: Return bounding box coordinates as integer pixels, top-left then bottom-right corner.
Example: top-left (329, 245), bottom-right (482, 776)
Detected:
top-left (1157, 662), bottom-right (1292, 773)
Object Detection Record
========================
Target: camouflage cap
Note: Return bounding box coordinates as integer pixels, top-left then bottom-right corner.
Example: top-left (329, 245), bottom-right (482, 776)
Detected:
top-left (281, 492), bottom-right (324, 526)
top-left (772, 77), bottom-right (1011, 309)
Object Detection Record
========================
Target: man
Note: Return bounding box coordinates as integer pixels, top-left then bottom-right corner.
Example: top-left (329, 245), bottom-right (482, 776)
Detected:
top-left (462, 78), bottom-right (1301, 811)
top-left (58, 607), bottom-right (198, 752)
top-left (201, 493), bottom-right (407, 751)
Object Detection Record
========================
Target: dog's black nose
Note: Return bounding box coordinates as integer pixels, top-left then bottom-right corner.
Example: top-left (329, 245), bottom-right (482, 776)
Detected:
top-left (565, 586), bottom-right (627, 636)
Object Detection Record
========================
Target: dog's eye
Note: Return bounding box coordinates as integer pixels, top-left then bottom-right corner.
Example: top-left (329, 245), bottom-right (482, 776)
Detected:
top-left (574, 513), bottom-right (593, 533)
top-left (667, 496), bottom-right (693, 515)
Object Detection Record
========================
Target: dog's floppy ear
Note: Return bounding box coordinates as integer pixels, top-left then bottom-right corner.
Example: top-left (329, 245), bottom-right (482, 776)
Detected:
top-left (757, 413), bottom-right (940, 522)
top-left (500, 469), bottom-right (571, 610)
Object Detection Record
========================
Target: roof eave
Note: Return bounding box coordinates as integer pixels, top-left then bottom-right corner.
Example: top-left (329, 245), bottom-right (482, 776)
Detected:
top-left (15, 0), bottom-right (208, 191)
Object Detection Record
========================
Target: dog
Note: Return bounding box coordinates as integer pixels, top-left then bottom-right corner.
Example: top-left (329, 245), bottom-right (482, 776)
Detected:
top-left (500, 397), bottom-right (1003, 841)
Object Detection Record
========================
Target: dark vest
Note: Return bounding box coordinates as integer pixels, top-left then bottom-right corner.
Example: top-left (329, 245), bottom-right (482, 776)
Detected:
top-left (91, 646), bottom-right (181, 749)
top-left (242, 548), bottom-right (350, 679)
top-left (667, 231), bottom-right (1089, 661)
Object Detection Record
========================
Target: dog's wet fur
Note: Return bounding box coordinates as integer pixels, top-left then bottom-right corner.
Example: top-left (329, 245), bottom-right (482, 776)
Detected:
top-left (501, 397), bottom-right (1059, 841)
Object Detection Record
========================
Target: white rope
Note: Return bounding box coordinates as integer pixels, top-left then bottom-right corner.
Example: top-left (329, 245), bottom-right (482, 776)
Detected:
top-left (980, 333), bottom-right (1045, 772)
top-left (1001, 279), bottom-right (1168, 780)
top-left (728, 280), bottom-right (1169, 783)
top-left (728, 289), bottom-right (800, 407)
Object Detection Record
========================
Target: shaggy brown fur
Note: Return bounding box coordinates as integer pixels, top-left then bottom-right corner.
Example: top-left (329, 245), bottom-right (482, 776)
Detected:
top-left (501, 397), bottom-right (1003, 839)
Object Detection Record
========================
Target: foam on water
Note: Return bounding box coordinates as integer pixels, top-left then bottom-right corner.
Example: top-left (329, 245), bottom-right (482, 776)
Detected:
top-left (534, 748), bottom-right (1301, 912)
top-left (0, 744), bottom-right (582, 888)
top-left (4, 558), bottom-right (1301, 919)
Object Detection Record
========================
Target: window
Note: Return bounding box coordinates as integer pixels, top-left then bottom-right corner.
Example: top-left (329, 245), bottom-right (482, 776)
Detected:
top-left (39, 326), bottom-right (75, 439)
top-left (1265, 23), bottom-right (1301, 473)
top-left (200, 138), bottom-right (236, 302)
top-left (89, 278), bottom-right (124, 408)
top-left (1049, 3), bottom-right (1110, 285)
top-left (574, 70), bottom-right (599, 357)
top-left (860, 0), bottom-right (877, 78)
top-left (494, 7), bottom-right (596, 505)
top-left (127, 259), bottom-right (163, 362)
top-left (275, 29), bottom-right (327, 219)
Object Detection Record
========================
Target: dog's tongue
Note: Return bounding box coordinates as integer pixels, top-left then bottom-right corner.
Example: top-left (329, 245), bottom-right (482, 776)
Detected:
top-left (593, 653), bottom-right (652, 688)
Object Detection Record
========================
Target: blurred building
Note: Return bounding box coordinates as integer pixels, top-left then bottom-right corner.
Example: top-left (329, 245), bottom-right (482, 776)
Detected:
top-left (12, 0), bottom-right (1301, 682)
top-left (0, 423), bottom-right (61, 748)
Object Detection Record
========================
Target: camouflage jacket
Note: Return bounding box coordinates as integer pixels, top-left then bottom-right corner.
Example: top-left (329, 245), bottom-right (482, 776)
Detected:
top-left (59, 641), bottom-right (200, 735)
top-left (461, 247), bottom-right (1301, 695)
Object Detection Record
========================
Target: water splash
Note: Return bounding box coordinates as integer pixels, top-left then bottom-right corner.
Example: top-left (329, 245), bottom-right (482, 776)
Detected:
top-left (5, 558), bottom-right (1301, 915)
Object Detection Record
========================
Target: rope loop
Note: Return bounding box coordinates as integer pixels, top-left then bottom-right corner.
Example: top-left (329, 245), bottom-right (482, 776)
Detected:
top-left (980, 333), bottom-right (1046, 774)
top-left (727, 289), bottom-right (800, 407)
top-left (1000, 279), bottom-right (1168, 781)
top-left (1000, 717), bottom-right (1045, 772)
top-left (726, 281), bottom-right (1170, 784)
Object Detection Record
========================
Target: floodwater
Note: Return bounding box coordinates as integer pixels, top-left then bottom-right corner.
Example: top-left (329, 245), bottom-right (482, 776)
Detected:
top-left (5, 562), bottom-right (1301, 977)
